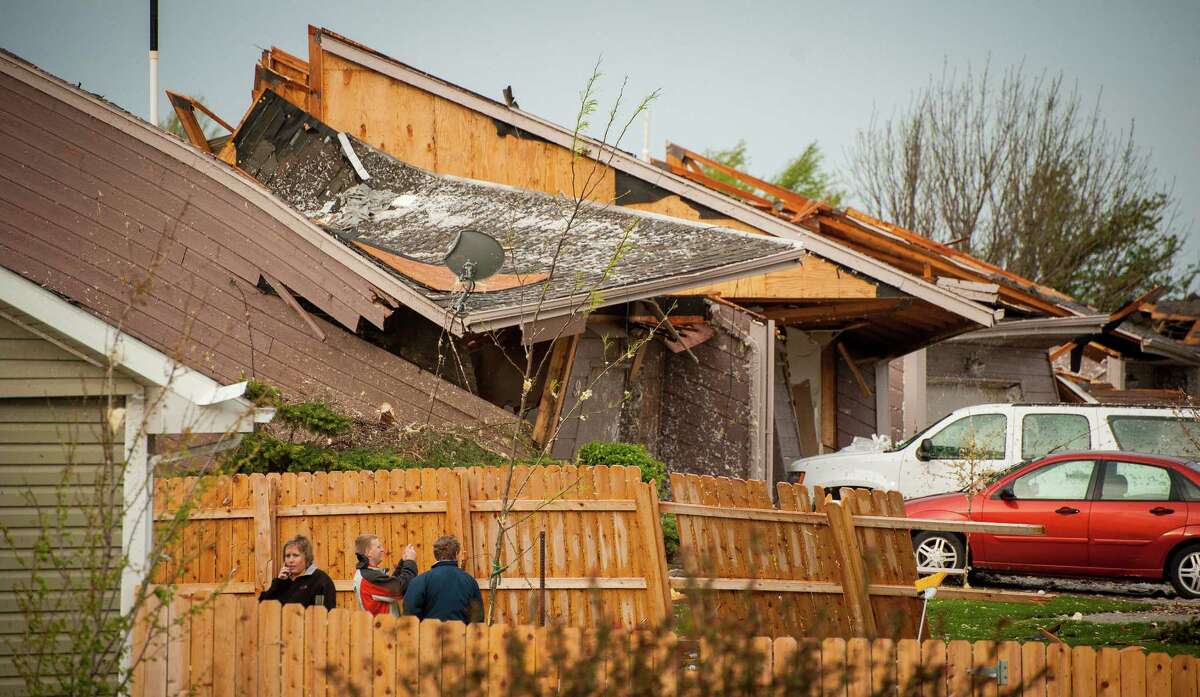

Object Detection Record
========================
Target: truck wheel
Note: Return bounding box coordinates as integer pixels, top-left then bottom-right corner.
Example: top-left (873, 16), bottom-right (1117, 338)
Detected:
top-left (1167, 543), bottom-right (1200, 599)
top-left (913, 531), bottom-right (966, 572)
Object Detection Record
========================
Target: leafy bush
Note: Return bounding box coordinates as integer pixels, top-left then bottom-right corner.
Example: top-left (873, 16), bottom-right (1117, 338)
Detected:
top-left (224, 381), bottom-right (504, 474)
top-left (577, 441), bottom-right (666, 493)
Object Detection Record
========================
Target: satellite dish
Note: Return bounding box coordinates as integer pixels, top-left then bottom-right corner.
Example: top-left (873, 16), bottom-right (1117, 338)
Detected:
top-left (443, 229), bottom-right (505, 285)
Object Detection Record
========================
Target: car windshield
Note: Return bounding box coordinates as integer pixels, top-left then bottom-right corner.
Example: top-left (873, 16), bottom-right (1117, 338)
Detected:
top-left (891, 421), bottom-right (939, 452)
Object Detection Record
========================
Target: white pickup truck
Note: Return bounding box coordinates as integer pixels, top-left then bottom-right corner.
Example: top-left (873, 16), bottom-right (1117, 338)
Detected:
top-left (787, 403), bottom-right (1200, 499)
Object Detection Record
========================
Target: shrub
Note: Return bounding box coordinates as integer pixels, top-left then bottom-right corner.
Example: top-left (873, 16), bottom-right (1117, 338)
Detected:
top-left (577, 441), bottom-right (666, 493)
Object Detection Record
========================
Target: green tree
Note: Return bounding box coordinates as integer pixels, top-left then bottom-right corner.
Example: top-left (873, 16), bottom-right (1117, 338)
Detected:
top-left (847, 62), bottom-right (1197, 310)
top-left (702, 139), bottom-right (846, 207)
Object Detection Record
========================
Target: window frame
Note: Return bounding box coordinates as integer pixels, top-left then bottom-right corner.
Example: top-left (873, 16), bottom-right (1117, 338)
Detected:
top-left (1020, 412), bottom-right (1092, 460)
top-left (1106, 415), bottom-right (1200, 458)
top-left (925, 413), bottom-right (1009, 461)
top-left (994, 458), bottom-right (1100, 501)
top-left (1096, 459), bottom-right (1183, 503)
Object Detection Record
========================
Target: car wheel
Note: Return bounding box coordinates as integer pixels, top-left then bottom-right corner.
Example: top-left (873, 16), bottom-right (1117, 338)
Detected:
top-left (1167, 543), bottom-right (1200, 599)
top-left (913, 531), bottom-right (966, 572)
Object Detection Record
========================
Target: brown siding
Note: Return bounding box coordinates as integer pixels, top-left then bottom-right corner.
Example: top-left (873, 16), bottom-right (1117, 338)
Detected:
top-left (0, 61), bottom-right (521, 448)
top-left (888, 359), bottom-right (905, 443)
top-left (837, 354), bottom-right (877, 448)
top-left (926, 342), bottom-right (1058, 405)
top-left (551, 331), bottom-right (629, 459)
top-left (657, 320), bottom-right (756, 480)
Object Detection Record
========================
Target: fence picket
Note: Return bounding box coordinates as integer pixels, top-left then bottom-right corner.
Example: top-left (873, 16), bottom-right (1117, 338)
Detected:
top-left (397, 616), bottom-right (421, 697)
top-left (281, 603), bottom-right (305, 696)
top-left (304, 604), bottom-right (327, 697)
top-left (212, 595), bottom-right (237, 697)
top-left (922, 639), bottom-right (949, 697)
top-left (896, 638), bottom-right (920, 697)
top-left (1099, 648), bottom-right (1124, 697)
top-left (1147, 652), bottom-right (1172, 697)
top-left (372, 613), bottom-right (397, 697)
top-left (1021, 639), bottom-right (1047, 697)
top-left (946, 640), bottom-right (973, 697)
top-left (257, 598), bottom-right (282, 697)
top-left (1123, 649), bottom-right (1148, 697)
top-left (1169, 656), bottom-right (1196, 697)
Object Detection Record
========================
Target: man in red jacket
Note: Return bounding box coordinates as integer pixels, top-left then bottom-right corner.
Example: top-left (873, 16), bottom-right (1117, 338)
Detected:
top-left (352, 533), bottom-right (418, 616)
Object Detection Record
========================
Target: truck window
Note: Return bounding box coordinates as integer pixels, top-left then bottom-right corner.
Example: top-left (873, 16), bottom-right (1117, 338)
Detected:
top-left (928, 414), bottom-right (1007, 460)
top-left (1022, 413), bottom-right (1091, 459)
top-left (1107, 416), bottom-right (1200, 458)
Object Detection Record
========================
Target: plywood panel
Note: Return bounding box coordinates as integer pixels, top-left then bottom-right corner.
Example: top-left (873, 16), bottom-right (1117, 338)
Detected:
top-left (319, 52), bottom-right (615, 204)
top-left (677, 255), bottom-right (879, 300)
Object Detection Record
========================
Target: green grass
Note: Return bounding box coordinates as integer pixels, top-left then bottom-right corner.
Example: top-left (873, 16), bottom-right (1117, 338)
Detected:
top-left (928, 595), bottom-right (1200, 656)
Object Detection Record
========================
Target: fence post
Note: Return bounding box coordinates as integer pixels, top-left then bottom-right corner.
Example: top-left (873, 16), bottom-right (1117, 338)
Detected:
top-left (253, 474), bottom-right (279, 591)
top-left (635, 481), bottom-right (672, 623)
top-left (824, 497), bottom-right (877, 637)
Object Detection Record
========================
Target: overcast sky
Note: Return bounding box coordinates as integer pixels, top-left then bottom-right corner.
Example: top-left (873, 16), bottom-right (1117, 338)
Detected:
top-left (4, 1), bottom-right (1198, 275)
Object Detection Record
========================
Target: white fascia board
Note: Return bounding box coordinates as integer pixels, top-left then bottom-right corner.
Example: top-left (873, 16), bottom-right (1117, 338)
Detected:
top-left (1054, 375), bottom-right (1099, 404)
top-left (319, 33), bottom-right (997, 329)
top-left (949, 315), bottom-right (1109, 342)
top-left (0, 266), bottom-right (260, 433)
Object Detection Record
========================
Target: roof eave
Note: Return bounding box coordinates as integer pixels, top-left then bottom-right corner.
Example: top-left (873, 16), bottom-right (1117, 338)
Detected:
top-left (459, 249), bottom-right (807, 334)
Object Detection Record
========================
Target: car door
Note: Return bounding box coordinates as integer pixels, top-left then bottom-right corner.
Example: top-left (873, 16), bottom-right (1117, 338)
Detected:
top-left (1087, 459), bottom-right (1189, 575)
top-left (977, 458), bottom-right (1098, 571)
top-left (900, 412), bottom-right (1010, 497)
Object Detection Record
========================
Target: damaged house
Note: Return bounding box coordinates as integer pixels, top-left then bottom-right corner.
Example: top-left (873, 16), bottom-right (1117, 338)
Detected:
top-left (226, 90), bottom-right (805, 481)
top-left (177, 27), bottom-right (1017, 485)
top-left (658, 145), bottom-right (1200, 438)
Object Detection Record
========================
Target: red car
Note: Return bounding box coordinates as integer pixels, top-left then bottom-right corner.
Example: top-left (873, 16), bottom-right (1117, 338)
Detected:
top-left (905, 451), bottom-right (1200, 598)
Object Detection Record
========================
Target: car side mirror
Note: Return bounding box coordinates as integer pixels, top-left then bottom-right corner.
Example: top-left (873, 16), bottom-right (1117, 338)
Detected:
top-left (916, 439), bottom-right (933, 462)
top-left (999, 487), bottom-right (1016, 501)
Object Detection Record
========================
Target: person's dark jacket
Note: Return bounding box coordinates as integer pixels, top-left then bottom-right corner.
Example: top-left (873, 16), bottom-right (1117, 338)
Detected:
top-left (403, 559), bottom-right (483, 623)
top-left (258, 564), bottom-right (337, 610)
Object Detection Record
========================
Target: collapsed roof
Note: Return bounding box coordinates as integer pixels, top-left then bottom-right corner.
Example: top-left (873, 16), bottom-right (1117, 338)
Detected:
top-left (233, 90), bottom-right (805, 334)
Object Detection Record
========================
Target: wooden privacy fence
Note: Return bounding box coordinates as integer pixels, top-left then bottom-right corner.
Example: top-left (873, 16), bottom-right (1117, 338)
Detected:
top-left (153, 465), bottom-right (671, 628)
top-left (132, 597), bottom-right (1200, 697)
top-left (662, 476), bottom-right (1043, 639)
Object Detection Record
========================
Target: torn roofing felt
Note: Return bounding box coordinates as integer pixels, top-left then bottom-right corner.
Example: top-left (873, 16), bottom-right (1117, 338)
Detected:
top-left (233, 90), bottom-right (805, 333)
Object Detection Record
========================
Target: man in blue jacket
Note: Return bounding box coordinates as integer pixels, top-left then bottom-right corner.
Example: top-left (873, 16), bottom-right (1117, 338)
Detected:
top-left (404, 535), bottom-right (484, 623)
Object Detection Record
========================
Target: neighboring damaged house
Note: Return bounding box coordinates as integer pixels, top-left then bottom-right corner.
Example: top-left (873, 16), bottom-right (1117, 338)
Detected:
top-left (203, 28), bottom-right (1004, 484)
top-left (1046, 294), bottom-right (1200, 405)
top-left (227, 90), bottom-right (806, 482)
top-left (656, 145), bottom-right (1200, 441)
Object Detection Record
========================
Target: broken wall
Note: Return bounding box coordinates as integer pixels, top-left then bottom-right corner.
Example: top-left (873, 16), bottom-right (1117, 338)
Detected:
top-left (550, 328), bottom-right (630, 459)
top-left (836, 353), bottom-right (877, 448)
top-left (924, 342), bottom-right (1057, 423)
top-left (656, 304), bottom-right (771, 481)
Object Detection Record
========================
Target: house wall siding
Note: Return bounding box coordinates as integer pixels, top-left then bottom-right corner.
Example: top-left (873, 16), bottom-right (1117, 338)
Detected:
top-left (657, 314), bottom-right (756, 480)
top-left (925, 342), bottom-right (1057, 422)
top-left (836, 353), bottom-right (878, 448)
top-left (0, 317), bottom-right (124, 695)
top-left (0, 65), bottom-right (521, 449)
